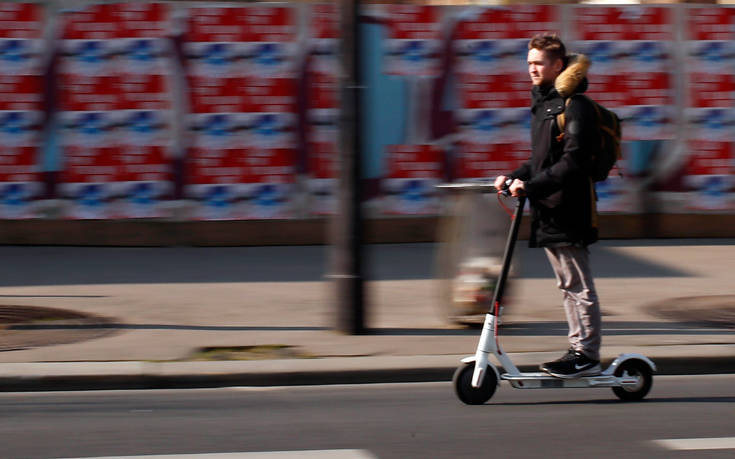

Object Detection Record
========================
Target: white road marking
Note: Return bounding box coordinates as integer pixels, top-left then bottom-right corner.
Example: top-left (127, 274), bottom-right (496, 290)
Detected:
top-left (653, 437), bottom-right (735, 450)
top-left (58, 450), bottom-right (378, 459)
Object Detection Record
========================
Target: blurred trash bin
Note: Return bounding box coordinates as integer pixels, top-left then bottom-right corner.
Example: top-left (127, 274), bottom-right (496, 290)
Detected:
top-left (435, 182), bottom-right (515, 326)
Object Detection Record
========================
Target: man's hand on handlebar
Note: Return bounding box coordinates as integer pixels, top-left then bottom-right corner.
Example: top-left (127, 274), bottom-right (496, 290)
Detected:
top-left (494, 175), bottom-right (526, 197)
top-left (493, 175), bottom-right (508, 192)
top-left (509, 179), bottom-right (526, 197)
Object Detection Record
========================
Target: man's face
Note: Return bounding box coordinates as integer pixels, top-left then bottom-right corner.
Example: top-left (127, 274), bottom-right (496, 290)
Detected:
top-left (527, 48), bottom-right (562, 87)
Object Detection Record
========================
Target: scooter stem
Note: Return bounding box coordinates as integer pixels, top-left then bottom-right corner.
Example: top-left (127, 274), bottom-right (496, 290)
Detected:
top-left (490, 195), bottom-right (526, 315)
top-left (471, 194), bottom-right (526, 387)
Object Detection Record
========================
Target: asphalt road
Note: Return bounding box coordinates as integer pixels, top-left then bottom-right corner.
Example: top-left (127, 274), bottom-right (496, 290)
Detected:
top-left (2, 375), bottom-right (734, 459)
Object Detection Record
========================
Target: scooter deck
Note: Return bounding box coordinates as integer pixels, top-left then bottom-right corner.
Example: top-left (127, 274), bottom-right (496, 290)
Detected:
top-left (500, 372), bottom-right (631, 389)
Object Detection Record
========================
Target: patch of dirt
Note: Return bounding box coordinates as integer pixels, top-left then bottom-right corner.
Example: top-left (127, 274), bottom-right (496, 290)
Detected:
top-left (187, 345), bottom-right (314, 361)
top-left (0, 305), bottom-right (119, 352)
top-left (646, 295), bottom-right (735, 329)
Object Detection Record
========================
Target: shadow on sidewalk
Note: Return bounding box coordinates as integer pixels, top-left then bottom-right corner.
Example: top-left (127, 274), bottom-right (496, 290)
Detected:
top-left (0, 295), bottom-right (107, 298)
top-left (370, 328), bottom-right (477, 336)
top-left (519, 246), bottom-right (693, 279)
top-left (500, 321), bottom-right (732, 336)
top-left (10, 324), bottom-right (329, 332)
top-left (12, 321), bottom-right (729, 336)
top-left (371, 321), bottom-right (733, 336)
top-left (0, 242), bottom-right (696, 287)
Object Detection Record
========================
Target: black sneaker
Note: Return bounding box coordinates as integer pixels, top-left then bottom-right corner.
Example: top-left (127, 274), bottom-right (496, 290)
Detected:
top-left (540, 349), bottom-right (601, 379)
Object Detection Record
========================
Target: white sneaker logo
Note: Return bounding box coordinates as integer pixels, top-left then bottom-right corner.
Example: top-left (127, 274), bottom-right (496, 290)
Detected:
top-left (574, 363), bottom-right (589, 370)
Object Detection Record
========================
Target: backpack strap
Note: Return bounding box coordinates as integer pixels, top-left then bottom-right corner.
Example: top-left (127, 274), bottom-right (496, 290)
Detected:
top-left (555, 98), bottom-right (572, 142)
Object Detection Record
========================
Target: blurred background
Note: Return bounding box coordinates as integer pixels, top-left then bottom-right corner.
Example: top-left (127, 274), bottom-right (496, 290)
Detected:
top-left (2, 6), bottom-right (735, 456)
top-left (0, 0), bottom-right (733, 244)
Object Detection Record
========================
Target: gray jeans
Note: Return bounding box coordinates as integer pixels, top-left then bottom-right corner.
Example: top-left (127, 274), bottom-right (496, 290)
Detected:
top-left (544, 246), bottom-right (602, 361)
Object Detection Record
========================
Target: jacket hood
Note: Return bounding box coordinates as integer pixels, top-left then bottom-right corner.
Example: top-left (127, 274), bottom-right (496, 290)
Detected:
top-left (555, 54), bottom-right (590, 98)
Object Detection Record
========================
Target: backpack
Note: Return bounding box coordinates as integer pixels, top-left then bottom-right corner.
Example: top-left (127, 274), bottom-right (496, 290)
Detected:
top-left (556, 95), bottom-right (622, 182)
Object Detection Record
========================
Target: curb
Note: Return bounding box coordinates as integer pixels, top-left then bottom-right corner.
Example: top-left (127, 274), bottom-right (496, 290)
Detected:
top-left (0, 368), bottom-right (455, 392)
top-left (0, 354), bottom-right (733, 392)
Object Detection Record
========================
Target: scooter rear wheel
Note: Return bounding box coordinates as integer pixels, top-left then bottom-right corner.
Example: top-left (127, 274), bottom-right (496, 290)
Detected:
top-left (612, 359), bottom-right (653, 401)
top-left (453, 362), bottom-right (497, 405)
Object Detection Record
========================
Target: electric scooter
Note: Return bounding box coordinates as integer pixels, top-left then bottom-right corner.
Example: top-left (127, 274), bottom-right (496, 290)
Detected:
top-left (438, 181), bottom-right (656, 405)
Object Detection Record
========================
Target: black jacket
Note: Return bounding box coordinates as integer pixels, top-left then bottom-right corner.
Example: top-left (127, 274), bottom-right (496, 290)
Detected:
top-left (510, 60), bottom-right (599, 248)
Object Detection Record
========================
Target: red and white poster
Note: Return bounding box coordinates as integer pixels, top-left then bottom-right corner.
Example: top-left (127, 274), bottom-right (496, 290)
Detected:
top-left (381, 5), bottom-right (442, 77)
top-left (454, 5), bottom-right (558, 109)
top-left (571, 5), bottom-right (676, 213)
top-left (367, 4), bottom-right (445, 214)
top-left (0, 2), bottom-right (45, 218)
top-left (58, 3), bottom-right (175, 219)
top-left (685, 6), bottom-right (735, 41)
top-left (305, 3), bottom-right (339, 216)
top-left (453, 6), bottom-right (558, 182)
top-left (572, 5), bottom-right (675, 124)
top-left (383, 144), bottom-right (442, 215)
top-left (184, 5), bottom-right (298, 220)
top-left (683, 110), bottom-right (735, 211)
top-left (684, 6), bottom-right (735, 211)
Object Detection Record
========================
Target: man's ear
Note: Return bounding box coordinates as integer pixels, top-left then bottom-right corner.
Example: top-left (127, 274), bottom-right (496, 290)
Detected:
top-left (553, 57), bottom-right (564, 74)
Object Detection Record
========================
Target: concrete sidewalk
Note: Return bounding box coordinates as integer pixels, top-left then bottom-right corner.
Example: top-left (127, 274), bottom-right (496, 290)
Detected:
top-left (0, 241), bottom-right (733, 391)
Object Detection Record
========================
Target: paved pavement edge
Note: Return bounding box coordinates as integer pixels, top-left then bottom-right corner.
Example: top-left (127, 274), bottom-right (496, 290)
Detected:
top-left (1, 353), bottom-right (733, 392)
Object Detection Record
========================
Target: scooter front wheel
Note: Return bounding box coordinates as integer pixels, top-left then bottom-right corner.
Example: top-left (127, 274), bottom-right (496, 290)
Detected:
top-left (612, 359), bottom-right (653, 401)
top-left (453, 362), bottom-right (497, 405)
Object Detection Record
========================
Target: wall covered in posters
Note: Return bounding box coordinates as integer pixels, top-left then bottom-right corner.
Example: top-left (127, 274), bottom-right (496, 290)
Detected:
top-left (183, 4), bottom-right (300, 220)
top-left (360, 3), bottom-right (735, 216)
top-left (2, 1), bottom-right (734, 221)
top-left (569, 5), bottom-right (677, 213)
top-left (682, 5), bottom-right (735, 212)
top-left (17, 0), bottom-right (340, 220)
top-left (56, 2), bottom-right (176, 219)
top-left (0, 2), bottom-right (46, 218)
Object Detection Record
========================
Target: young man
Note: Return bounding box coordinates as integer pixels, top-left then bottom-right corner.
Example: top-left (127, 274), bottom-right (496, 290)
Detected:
top-left (494, 34), bottom-right (602, 378)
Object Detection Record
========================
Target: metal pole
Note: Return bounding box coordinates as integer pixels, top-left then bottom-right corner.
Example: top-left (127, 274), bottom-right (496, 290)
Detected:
top-left (332, 0), bottom-right (365, 334)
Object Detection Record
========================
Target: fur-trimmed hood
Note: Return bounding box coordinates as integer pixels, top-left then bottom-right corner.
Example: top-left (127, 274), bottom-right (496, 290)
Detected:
top-left (555, 54), bottom-right (590, 98)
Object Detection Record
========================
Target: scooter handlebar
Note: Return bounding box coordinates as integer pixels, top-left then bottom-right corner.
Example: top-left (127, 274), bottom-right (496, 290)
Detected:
top-left (435, 179), bottom-right (513, 196)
